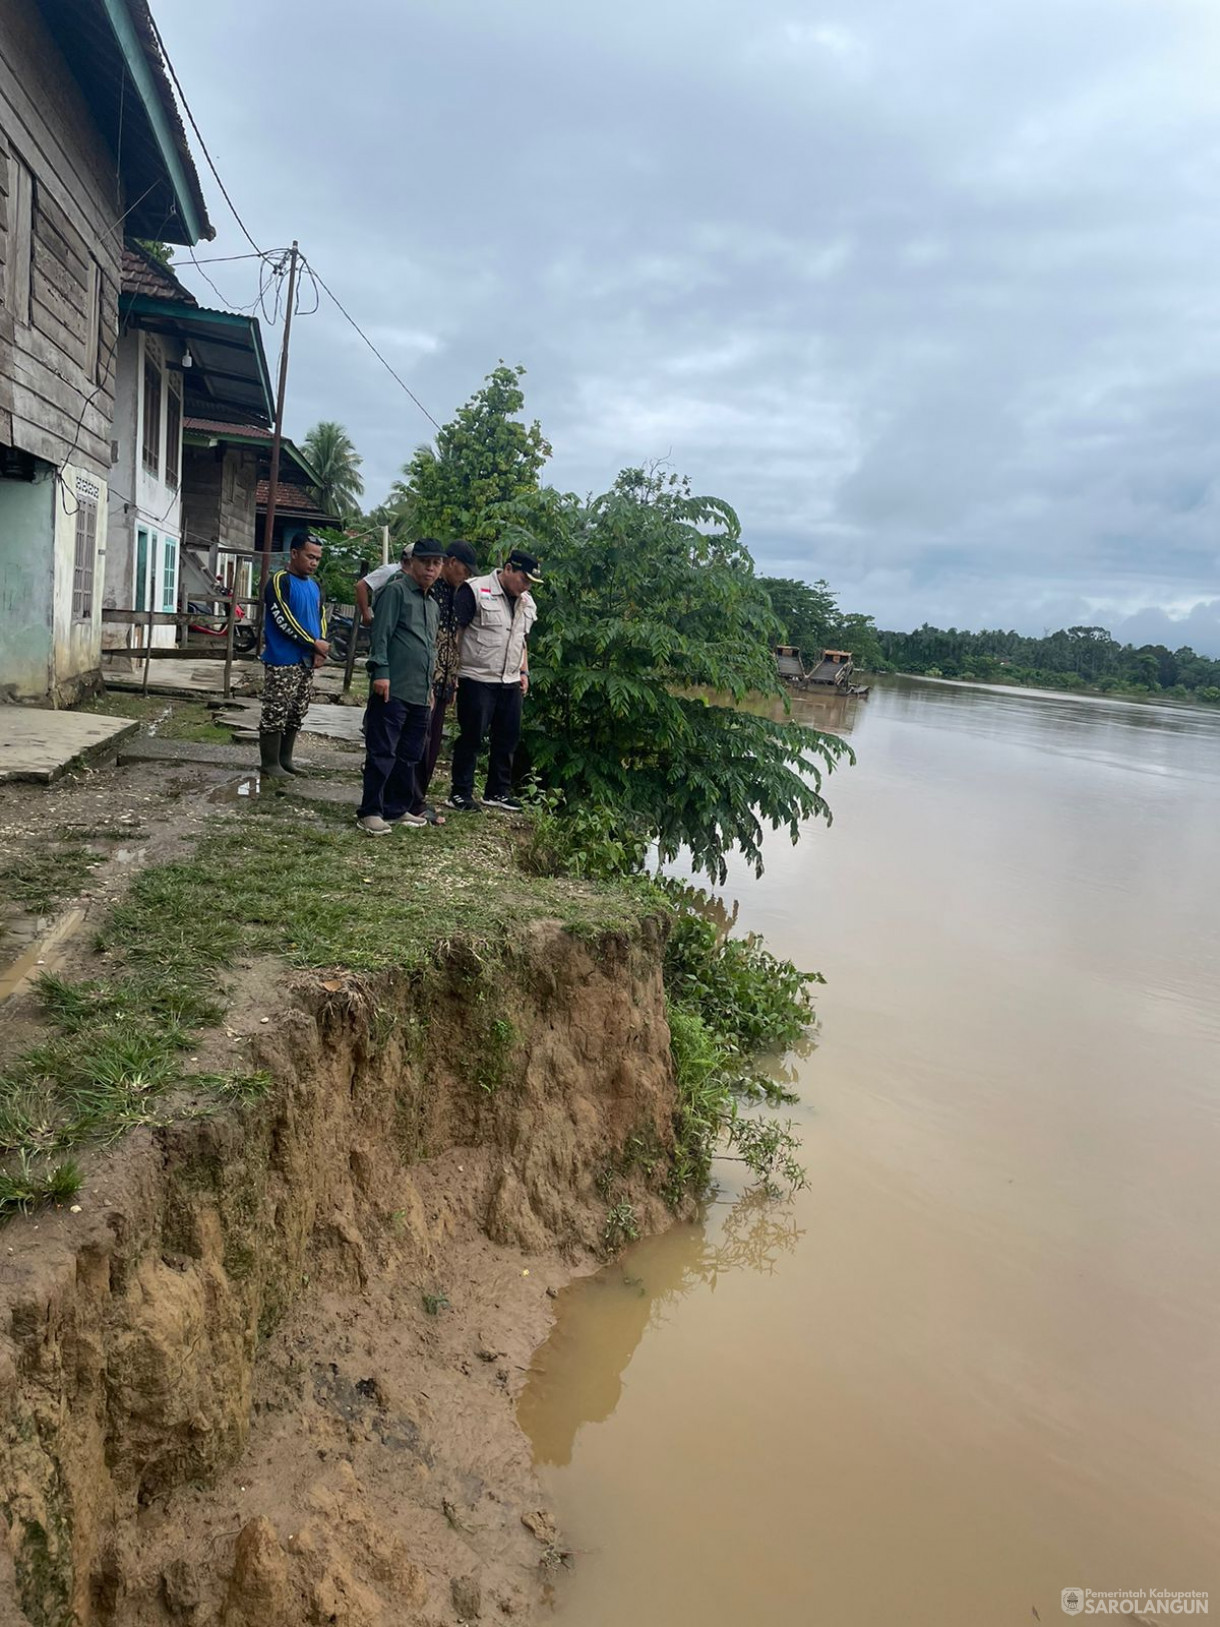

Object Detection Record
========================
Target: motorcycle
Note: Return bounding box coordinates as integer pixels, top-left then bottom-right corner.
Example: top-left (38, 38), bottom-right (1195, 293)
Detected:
top-left (187, 592), bottom-right (258, 655)
top-left (326, 611), bottom-right (371, 665)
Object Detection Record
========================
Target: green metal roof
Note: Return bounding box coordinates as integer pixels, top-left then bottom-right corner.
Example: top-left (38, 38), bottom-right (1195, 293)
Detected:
top-left (121, 294), bottom-right (274, 421)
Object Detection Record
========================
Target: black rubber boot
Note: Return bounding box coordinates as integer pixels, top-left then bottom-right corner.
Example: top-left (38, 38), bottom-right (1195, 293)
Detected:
top-left (259, 730), bottom-right (290, 779)
top-left (279, 728), bottom-right (305, 776)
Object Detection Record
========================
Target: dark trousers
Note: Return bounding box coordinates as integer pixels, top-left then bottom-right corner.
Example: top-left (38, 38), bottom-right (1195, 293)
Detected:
top-left (451, 678), bottom-right (522, 800)
top-left (410, 686), bottom-right (450, 813)
top-left (358, 696), bottom-right (430, 819)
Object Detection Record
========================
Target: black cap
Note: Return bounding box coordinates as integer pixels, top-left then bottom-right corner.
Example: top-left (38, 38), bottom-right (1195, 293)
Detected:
top-left (446, 539), bottom-right (478, 568)
top-left (505, 549), bottom-right (542, 583)
top-left (411, 537), bottom-right (444, 559)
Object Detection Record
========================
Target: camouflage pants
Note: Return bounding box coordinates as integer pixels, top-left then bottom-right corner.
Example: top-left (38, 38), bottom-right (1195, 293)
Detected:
top-left (260, 663), bottom-right (314, 732)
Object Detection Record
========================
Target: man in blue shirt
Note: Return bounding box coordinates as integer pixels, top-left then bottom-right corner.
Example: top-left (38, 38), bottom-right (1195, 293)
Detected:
top-left (259, 533), bottom-right (329, 779)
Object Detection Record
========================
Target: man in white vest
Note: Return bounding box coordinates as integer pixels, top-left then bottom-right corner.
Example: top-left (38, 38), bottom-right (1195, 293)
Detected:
top-left (447, 548), bottom-right (541, 811)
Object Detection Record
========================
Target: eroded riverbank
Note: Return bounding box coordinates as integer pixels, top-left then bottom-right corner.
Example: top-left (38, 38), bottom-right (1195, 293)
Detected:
top-left (0, 741), bottom-right (688, 1626)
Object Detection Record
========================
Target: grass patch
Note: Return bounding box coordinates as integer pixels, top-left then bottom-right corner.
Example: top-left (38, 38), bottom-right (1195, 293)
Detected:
top-left (101, 798), bottom-right (648, 977)
top-left (50, 822), bottom-right (146, 843)
top-left (0, 845), bottom-right (95, 915)
top-left (0, 799), bottom-right (655, 1221)
top-left (80, 692), bottom-right (231, 744)
top-left (184, 1068), bottom-right (273, 1104)
top-left (0, 823), bottom-right (146, 918)
top-left (0, 1153), bottom-right (81, 1221)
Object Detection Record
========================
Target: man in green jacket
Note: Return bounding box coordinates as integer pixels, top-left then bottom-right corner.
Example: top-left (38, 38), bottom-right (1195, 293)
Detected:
top-left (356, 538), bottom-right (443, 835)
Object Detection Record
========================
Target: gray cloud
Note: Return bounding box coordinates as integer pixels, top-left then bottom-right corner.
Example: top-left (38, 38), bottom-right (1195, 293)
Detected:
top-left (159, 0), bottom-right (1220, 650)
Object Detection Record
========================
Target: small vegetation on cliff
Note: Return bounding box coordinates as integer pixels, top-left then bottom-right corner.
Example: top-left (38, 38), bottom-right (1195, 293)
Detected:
top-left (662, 886), bottom-right (821, 1057)
top-left (603, 1201), bottom-right (640, 1249)
top-left (530, 806), bottom-right (816, 1205)
top-left (0, 1152), bottom-right (80, 1216)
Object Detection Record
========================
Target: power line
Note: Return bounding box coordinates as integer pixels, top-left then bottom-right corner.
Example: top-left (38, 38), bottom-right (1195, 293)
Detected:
top-left (180, 251), bottom-right (270, 265)
top-left (132, 19), bottom-right (439, 436)
top-left (124, 17), bottom-right (441, 441)
top-left (145, 12), bottom-right (264, 255)
top-left (304, 257), bottom-right (441, 432)
top-left (184, 240), bottom-right (237, 308)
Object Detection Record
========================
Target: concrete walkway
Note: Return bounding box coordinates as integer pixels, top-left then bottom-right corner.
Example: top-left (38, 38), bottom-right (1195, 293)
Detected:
top-left (213, 696), bottom-right (367, 746)
top-left (104, 658), bottom-right (355, 702)
top-left (115, 737), bottom-right (265, 769)
top-left (0, 709), bottom-right (140, 784)
top-left (103, 657), bottom-right (261, 697)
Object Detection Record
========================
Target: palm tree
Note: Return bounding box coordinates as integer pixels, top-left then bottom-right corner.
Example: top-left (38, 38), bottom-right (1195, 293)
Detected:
top-left (301, 421), bottom-right (364, 521)
top-left (378, 444), bottom-right (439, 546)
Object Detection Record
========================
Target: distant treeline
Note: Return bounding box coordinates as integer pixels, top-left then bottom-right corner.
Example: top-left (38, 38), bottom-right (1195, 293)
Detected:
top-left (758, 577), bottom-right (1220, 703)
top-left (874, 624), bottom-right (1220, 702)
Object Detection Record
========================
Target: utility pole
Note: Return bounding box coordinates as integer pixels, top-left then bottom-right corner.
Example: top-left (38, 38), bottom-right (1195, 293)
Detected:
top-left (257, 240), bottom-right (300, 632)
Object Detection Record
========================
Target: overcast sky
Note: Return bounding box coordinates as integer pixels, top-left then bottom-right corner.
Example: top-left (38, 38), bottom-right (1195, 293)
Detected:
top-left (159, 0), bottom-right (1220, 650)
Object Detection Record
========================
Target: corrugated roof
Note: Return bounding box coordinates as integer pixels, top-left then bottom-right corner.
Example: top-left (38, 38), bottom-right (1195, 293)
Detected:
top-left (34, 0), bottom-right (213, 244)
top-left (121, 292), bottom-right (274, 423)
top-left (185, 424), bottom-right (319, 490)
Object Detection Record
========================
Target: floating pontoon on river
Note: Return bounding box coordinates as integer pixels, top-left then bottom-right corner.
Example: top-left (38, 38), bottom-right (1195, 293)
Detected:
top-left (775, 646), bottom-right (870, 696)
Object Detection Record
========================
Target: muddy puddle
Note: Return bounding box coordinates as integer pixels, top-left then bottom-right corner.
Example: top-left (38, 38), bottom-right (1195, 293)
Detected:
top-left (520, 678), bottom-right (1220, 1624)
top-left (0, 908), bottom-right (86, 1002)
top-left (206, 774), bottom-right (262, 804)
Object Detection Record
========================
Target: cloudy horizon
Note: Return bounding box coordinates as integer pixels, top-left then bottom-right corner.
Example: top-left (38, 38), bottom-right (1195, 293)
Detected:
top-left (159, 0), bottom-right (1220, 651)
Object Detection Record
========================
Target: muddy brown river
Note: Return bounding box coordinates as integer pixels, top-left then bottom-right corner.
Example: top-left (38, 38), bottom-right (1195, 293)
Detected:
top-left (519, 677), bottom-right (1220, 1625)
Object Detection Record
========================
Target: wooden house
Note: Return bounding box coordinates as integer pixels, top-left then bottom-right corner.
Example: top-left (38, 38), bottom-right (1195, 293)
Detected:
top-left (182, 423), bottom-right (329, 608)
top-left (103, 244), bottom-right (274, 650)
top-left (0, 0), bottom-right (211, 701)
top-left (255, 457), bottom-right (340, 552)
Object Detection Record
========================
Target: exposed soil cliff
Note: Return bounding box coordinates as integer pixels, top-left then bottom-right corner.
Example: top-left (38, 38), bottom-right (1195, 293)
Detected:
top-left (0, 917), bottom-right (678, 1626)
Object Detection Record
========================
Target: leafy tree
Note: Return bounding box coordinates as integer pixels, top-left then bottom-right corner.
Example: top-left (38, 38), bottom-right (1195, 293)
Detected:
top-left (834, 610), bottom-right (884, 671)
top-left (309, 526), bottom-right (371, 606)
top-left (133, 239), bottom-right (173, 266)
top-left (301, 421), bottom-right (365, 522)
top-left (372, 444), bottom-right (442, 549)
top-left (397, 364), bottom-right (550, 562)
top-left (757, 577), bottom-right (839, 662)
top-left (514, 468), bottom-right (852, 881)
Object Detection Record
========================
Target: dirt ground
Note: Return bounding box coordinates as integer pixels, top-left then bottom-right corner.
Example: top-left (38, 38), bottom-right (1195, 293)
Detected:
top-left (111, 1161), bottom-right (582, 1626)
top-left (0, 701), bottom-right (364, 1055)
top-left (0, 695), bottom-right (668, 1626)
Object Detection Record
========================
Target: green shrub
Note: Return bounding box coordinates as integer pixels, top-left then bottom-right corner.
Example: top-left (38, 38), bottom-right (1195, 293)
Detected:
top-left (666, 1005), bottom-right (733, 1198)
top-left (662, 884), bottom-right (820, 1054)
top-left (519, 790), bottom-right (650, 881)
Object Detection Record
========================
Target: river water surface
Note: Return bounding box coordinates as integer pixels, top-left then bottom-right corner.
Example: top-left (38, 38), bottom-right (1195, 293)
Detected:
top-left (518, 677), bottom-right (1220, 1625)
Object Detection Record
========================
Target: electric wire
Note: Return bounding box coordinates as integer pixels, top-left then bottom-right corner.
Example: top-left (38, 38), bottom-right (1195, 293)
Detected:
top-left (145, 11), bottom-right (264, 255)
top-left (303, 256), bottom-right (441, 431)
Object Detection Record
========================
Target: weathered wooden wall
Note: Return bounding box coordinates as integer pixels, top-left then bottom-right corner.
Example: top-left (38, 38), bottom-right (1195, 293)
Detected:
top-left (0, 0), bottom-right (121, 477)
top-left (182, 441), bottom-right (259, 560)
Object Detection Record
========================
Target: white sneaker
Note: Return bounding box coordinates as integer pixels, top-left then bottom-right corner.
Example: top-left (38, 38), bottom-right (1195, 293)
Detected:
top-left (356, 814), bottom-right (393, 836)
top-left (386, 811), bottom-right (427, 827)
